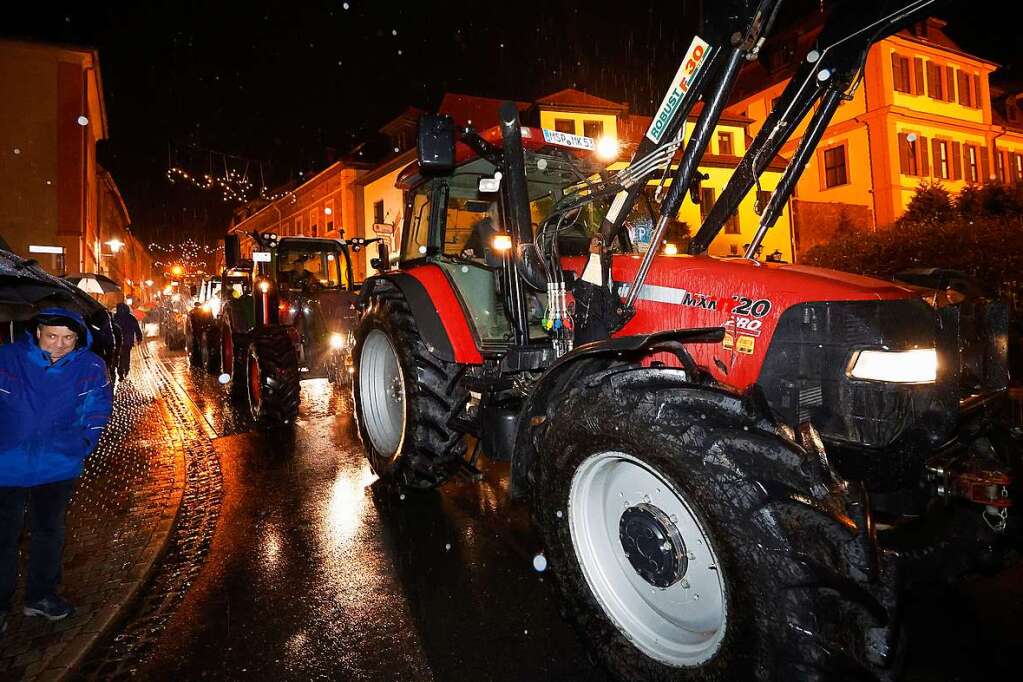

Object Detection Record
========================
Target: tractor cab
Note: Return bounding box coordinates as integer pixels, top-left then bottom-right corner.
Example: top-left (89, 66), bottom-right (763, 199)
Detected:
top-left (395, 125), bottom-right (645, 350)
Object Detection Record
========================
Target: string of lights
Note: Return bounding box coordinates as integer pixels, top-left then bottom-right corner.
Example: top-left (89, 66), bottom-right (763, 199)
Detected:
top-left (148, 238), bottom-right (223, 274)
top-left (166, 143), bottom-right (289, 204)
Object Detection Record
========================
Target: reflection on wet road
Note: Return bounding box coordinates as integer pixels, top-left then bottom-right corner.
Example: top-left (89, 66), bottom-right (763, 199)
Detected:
top-left (134, 356), bottom-right (600, 680)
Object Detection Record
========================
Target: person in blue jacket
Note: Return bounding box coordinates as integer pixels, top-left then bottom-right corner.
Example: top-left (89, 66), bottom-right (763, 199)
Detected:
top-left (0, 308), bottom-right (113, 632)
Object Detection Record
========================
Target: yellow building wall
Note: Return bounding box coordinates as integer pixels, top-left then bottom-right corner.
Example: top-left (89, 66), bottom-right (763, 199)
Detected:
top-left (792, 125), bottom-right (874, 209)
top-left (539, 110), bottom-right (619, 140)
top-left (729, 32), bottom-right (999, 236)
top-left (360, 167), bottom-right (405, 275)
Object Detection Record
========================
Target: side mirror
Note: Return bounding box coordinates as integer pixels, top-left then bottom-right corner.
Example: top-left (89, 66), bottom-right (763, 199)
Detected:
top-left (418, 114), bottom-right (456, 173)
top-left (224, 235), bottom-right (241, 269)
top-left (370, 242), bottom-right (391, 273)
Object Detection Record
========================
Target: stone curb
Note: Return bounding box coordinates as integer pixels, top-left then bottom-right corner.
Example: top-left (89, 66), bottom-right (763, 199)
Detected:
top-left (40, 357), bottom-right (193, 681)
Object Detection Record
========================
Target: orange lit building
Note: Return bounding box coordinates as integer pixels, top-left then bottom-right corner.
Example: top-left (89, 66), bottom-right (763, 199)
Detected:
top-left (729, 17), bottom-right (1023, 254)
top-left (0, 39), bottom-right (108, 274)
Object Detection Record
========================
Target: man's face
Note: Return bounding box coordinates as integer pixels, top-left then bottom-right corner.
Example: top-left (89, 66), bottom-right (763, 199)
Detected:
top-left (37, 324), bottom-right (78, 360)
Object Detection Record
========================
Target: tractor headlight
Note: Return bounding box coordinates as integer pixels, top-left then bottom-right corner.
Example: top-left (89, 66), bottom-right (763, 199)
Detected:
top-left (847, 348), bottom-right (937, 384)
top-left (329, 332), bottom-right (346, 350)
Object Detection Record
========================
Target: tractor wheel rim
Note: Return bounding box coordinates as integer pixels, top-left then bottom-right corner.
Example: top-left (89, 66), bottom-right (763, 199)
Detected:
top-left (248, 351), bottom-right (262, 414)
top-left (568, 451), bottom-right (727, 667)
top-left (359, 329), bottom-right (405, 460)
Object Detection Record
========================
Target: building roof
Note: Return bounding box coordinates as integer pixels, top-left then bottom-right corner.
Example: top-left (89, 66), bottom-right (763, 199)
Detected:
top-left (534, 88), bottom-right (628, 113)
top-left (438, 93), bottom-right (531, 129)
top-left (730, 15), bottom-right (997, 104)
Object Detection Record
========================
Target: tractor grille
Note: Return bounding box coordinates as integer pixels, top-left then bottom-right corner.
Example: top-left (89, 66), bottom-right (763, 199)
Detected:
top-left (758, 297), bottom-right (1008, 491)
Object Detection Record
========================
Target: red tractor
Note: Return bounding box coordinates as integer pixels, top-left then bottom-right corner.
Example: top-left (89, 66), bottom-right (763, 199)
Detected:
top-left (352, 1), bottom-right (1018, 679)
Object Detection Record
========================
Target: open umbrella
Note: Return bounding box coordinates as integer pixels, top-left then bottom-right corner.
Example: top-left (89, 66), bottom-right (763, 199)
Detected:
top-left (0, 250), bottom-right (104, 321)
top-left (65, 273), bottom-right (121, 294)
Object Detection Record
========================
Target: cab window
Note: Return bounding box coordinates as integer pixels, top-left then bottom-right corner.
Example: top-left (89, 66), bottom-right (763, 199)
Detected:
top-left (276, 246), bottom-right (343, 289)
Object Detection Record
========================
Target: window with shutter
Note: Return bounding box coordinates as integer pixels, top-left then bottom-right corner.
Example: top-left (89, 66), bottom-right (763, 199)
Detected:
top-left (973, 75), bottom-right (982, 109)
top-left (951, 141), bottom-right (962, 180)
top-left (957, 70), bottom-right (971, 107)
top-left (981, 148), bottom-right (990, 180)
top-left (891, 53), bottom-right (911, 93)
top-left (966, 145), bottom-right (979, 183)
top-left (997, 150), bottom-right (1008, 182)
top-left (926, 62), bottom-right (943, 99)
top-left (898, 133), bottom-right (913, 175)
top-left (945, 66), bottom-right (956, 102)
top-left (918, 136), bottom-right (929, 176)
top-left (913, 58), bottom-right (925, 95)
top-left (933, 139), bottom-right (950, 179)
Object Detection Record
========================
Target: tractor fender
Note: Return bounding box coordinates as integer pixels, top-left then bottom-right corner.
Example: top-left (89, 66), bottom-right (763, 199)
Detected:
top-left (510, 328), bottom-right (725, 497)
top-left (360, 269), bottom-right (482, 364)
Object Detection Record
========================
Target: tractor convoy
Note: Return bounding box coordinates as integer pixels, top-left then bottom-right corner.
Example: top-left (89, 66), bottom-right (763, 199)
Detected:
top-left (184, 231), bottom-right (373, 426)
top-left (344, 0), bottom-right (1019, 680)
top-left (162, 0), bottom-right (1018, 679)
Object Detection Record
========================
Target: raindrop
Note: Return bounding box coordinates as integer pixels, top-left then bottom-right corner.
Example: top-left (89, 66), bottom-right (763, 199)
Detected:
top-left (399, 493), bottom-right (405, 500)
top-left (76, 115), bottom-right (89, 126)
top-left (445, 543), bottom-right (451, 551)
top-left (393, 146), bottom-right (400, 153)
top-left (397, 49), bottom-right (403, 56)
top-left (13, 148), bottom-right (21, 155)
top-left (906, 133), bottom-right (918, 143)
top-left (555, 510), bottom-right (563, 518)
top-left (533, 553), bottom-right (548, 572)
top-left (392, 29), bottom-right (398, 36)
top-left (342, 2), bottom-right (350, 9)
top-left (218, 373), bottom-right (231, 384)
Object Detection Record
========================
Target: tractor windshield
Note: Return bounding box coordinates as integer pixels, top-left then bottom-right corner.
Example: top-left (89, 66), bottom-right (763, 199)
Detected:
top-left (401, 151), bottom-right (651, 262)
top-left (276, 243), bottom-right (349, 290)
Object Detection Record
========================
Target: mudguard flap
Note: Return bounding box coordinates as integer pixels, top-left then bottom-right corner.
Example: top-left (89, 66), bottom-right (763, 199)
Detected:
top-left (362, 268), bottom-right (483, 365)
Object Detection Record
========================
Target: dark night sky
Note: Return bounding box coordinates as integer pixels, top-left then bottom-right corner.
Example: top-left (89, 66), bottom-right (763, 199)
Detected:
top-left (6, 1), bottom-right (1021, 246)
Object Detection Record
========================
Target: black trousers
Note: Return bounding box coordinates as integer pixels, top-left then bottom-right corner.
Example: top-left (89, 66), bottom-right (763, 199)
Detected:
top-left (0, 478), bottom-right (78, 611)
top-left (118, 344), bottom-right (133, 378)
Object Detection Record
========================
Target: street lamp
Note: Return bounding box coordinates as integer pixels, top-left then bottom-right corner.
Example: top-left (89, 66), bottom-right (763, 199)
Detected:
top-left (171, 265), bottom-right (184, 276)
top-left (105, 238), bottom-right (124, 254)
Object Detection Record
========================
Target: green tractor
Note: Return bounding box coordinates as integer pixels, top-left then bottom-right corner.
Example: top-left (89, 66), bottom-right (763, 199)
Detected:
top-left (218, 230), bottom-right (377, 426)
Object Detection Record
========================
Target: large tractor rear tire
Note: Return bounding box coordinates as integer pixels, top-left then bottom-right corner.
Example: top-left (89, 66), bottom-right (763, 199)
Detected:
top-left (531, 367), bottom-right (900, 682)
top-left (245, 331), bottom-right (300, 428)
top-left (353, 286), bottom-right (467, 489)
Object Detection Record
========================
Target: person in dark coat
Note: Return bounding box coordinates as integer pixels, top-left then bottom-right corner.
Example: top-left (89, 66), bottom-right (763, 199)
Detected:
top-left (0, 308), bottom-right (113, 630)
top-left (112, 302), bottom-right (143, 381)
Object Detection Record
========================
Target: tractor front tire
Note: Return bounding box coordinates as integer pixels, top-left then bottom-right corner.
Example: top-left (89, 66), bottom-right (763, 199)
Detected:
top-left (246, 331), bottom-right (300, 428)
top-left (353, 287), bottom-right (466, 489)
top-left (532, 367), bottom-right (900, 682)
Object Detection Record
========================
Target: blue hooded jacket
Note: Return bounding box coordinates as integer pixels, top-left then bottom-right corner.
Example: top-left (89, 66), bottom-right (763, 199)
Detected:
top-left (0, 307), bottom-right (114, 486)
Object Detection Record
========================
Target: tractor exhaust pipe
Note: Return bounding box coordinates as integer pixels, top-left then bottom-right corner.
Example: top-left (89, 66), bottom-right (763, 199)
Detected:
top-left (499, 101), bottom-right (547, 293)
